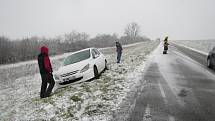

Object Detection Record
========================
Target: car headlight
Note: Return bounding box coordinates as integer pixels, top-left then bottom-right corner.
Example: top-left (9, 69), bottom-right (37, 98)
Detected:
top-left (81, 64), bottom-right (90, 73)
top-left (54, 74), bottom-right (60, 80)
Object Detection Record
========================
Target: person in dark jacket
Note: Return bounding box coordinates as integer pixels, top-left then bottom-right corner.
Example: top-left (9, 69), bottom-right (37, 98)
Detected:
top-left (37, 46), bottom-right (55, 98)
top-left (116, 42), bottom-right (123, 63)
top-left (163, 36), bottom-right (169, 50)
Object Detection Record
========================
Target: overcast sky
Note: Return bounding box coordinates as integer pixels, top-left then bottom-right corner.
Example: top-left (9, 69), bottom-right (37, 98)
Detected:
top-left (0, 0), bottom-right (215, 40)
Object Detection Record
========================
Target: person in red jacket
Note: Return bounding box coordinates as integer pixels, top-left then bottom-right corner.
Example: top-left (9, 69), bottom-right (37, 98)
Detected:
top-left (37, 46), bottom-right (55, 98)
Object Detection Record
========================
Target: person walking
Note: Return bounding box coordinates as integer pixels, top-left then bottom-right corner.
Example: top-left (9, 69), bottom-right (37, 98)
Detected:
top-left (116, 42), bottom-right (123, 63)
top-left (37, 46), bottom-right (55, 98)
top-left (163, 36), bottom-right (169, 54)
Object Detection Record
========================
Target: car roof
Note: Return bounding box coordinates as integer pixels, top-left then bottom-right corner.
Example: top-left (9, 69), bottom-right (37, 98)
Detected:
top-left (67, 47), bottom-right (97, 55)
top-left (77, 47), bottom-right (96, 52)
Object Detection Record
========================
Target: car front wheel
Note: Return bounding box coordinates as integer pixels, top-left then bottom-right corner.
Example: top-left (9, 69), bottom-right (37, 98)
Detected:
top-left (104, 60), bottom-right (108, 70)
top-left (94, 66), bottom-right (99, 79)
top-left (207, 58), bottom-right (213, 69)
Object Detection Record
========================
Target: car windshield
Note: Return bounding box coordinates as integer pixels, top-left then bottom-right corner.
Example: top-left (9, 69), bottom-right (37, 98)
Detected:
top-left (63, 49), bottom-right (90, 66)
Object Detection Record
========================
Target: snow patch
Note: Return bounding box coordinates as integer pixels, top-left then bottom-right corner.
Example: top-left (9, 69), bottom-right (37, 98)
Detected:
top-left (0, 41), bottom-right (160, 120)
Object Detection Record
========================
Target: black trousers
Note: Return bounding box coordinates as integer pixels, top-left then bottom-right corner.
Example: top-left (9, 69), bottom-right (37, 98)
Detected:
top-left (40, 73), bottom-right (55, 98)
top-left (117, 52), bottom-right (122, 63)
top-left (164, 46), bottom-right (168, 50)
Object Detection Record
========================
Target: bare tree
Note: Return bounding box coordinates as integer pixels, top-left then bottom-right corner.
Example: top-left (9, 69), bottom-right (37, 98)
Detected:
top-left (90, 34), bottom-right (119, 48)
top-left (124, 22), bottom-right (140, 39)
top-left (0, 28), bottom-right (148, 65)
top-left (64, 31), bottom-right (90, 43)
top-left (0, 36), bottom-right (11, 64)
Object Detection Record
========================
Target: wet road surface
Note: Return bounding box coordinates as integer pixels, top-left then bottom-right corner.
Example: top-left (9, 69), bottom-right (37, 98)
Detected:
top-left (129, 44), bottom-right (215, 121)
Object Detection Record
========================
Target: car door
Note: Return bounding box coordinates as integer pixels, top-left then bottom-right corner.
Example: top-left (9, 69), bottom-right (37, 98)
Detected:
top-left (92, 49), bottom-right (104, 73)
top-left (95, 49), bottom-right (106, 70)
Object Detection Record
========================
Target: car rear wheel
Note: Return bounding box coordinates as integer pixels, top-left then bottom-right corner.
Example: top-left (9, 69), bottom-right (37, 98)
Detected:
top-left (207, 58), bottom-right (213, 69)
top-left (105, 60), bottom-right (108, 70)
top-left (94, 66), bottom-right (99, 79)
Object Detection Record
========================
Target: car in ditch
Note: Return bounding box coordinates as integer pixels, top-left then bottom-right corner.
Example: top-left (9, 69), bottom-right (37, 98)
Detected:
top-left (54, 48), bottom-right (107, 86)
top-left (207, 47), bottom-right (215, 69)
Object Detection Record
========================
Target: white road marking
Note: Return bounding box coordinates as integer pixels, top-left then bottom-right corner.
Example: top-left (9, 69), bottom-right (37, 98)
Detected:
top-left (143, 104), bottom-right (152, 121)
top-left (158, 63), bottom-right (186, 106)
top-left (129, 98), bottom-right (137, 115)
top-left (158, 81), bottom-right (168, 104)
top-left (158, 80), bottom-right (176, 121)
top-left (168, 115), bottom-right (175, 121)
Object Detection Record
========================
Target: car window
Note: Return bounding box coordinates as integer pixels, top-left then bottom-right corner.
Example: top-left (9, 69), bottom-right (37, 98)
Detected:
top-left (94, 49), bottom-right (100, 55)
top-left (92, 49), bottom-right (100, 58)
top-left (92, 49), bottom-right (99, 55)
top-left (63, 49), bottom-right (90, 66)
top-left (91, 49), bottom-right (96, 57)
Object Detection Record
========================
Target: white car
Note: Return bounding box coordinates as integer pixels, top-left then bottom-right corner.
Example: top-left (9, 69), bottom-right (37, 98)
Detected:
top-left (54, 48), bottom-right (107, 86)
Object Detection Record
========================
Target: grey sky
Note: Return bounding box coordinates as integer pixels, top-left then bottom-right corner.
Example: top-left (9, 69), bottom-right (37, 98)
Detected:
top-left (0, 0), bottom-right (215, 40)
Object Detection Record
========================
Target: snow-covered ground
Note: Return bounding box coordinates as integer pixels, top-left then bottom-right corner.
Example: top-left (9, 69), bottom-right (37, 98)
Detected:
top-left (0, 41), bottom-right (159, 121)
top-left (173, 40), bottom-right (215, 53)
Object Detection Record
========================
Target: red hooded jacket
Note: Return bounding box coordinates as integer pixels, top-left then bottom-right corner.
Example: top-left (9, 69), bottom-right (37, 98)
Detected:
top-left (38, 46), bottom-right (52, 74)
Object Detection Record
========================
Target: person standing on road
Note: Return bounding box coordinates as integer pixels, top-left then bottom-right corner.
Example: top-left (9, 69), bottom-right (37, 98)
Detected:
top-left (37, 46), bottom-right (55, 98)
top-left (116, 42), bottom-right (123, 63)
top-left (164, 36), bottom-right (169, 51)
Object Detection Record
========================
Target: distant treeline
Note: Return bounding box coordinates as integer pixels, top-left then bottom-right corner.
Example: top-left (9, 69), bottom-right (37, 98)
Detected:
top-left (0, 33), bottom-right (149, 65)
top-left (0, 23), bottom-right (150, 65)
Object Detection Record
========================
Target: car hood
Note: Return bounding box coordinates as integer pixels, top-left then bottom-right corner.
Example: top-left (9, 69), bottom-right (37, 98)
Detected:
top-left (56, 58), bottom-right (91, 75)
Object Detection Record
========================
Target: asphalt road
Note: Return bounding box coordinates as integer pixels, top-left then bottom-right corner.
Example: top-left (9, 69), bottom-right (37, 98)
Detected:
top-left (171, 43), bottom-right (208, 67)
top-left (129, 44), bottom-right (215, 121)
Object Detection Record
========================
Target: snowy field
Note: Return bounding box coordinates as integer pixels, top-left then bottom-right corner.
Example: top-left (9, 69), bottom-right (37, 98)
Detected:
top-left (173, 40), bottom-right (215, 53)
top-left (0, 41), bottom-right (159, 121)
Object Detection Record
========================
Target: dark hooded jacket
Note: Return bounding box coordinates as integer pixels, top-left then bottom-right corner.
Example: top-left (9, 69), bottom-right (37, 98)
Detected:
top-left (37, 46), bottom-right (53, 74)
top-left (116, 42), bottom-right (123, 53)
